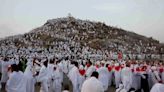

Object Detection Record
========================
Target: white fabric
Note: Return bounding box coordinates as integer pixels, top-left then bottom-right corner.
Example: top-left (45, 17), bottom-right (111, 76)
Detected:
top-left (108, 70), bottom-right (113, 87)
top-left (116, 88), bottom-right (127, 92)
top-left (79, 72), bottom-right (85, 91)
top-left (0, 60), bottom-right (2, 90)
top-left (121, 67), bottom-right (133, 91)
top-left (38, 65), bottom-right (49, 92)
top-left (81, 77), bottom-right (104, 92)
top-left (131, 65), bottom-right (141, 90)
top-left (150, 71), bottom-right (161, 87)
top-left (0, 60), bottom-right (2, 73)
top-left (57, 62), bottom-right (64, 83)
top-left (1, 60), bottom-right (15, 83)
top-left (62, 60), bottom-right (69, 74)
top-left (97, 67), bottom-right (109, 91)
top-left (85, 65), bottom-right (96, 78)
top-left (116, 84), bottom-right (127, 92)
top-left (161, 71), bottom-right (164, 83)
top-left (24, 64), bottom-right (35, 92)
top-left (68, 66), bottom-right (80, 92)
top-left (6, 71), bottom-right (27, 92)
top-left (114, 69), bottom-right (121, 88)
top-left (62, 90), bottom-right (69, 92)
top-left (51, 67), bottom-right (62, 92)
top-left (47, 63), bottom-right (55, 92)
top-left (131, 72), bottom-right (141, 90)
top-left (150, 83), bottom-right (164, 92)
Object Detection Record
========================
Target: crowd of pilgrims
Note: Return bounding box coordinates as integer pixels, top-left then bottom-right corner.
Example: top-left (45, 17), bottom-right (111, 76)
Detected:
top-left (0, 16), bottom-right (164, 92)
top-left (0, 54), bottom-right (164, 92)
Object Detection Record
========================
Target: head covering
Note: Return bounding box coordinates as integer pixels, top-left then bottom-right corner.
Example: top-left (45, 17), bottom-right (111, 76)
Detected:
top-left (119, 84), bottom-right (124, 89)
top-left (101, 60), bottom-right (105, 64)
top-left (115, 63), bottom-right (119, 67)
top-left (96, 61), bottom-right (100, 66)
top-left (79, 65), bottom-right (84, 70)
top-left (151, 66), bottom-right (157, 70)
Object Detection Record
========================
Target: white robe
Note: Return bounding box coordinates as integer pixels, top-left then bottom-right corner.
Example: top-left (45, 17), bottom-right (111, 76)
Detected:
top-left (85, 65), bottom-right (96, 78)
top-left (97, 67), bottom-right (109, 91)
top-left (161, 71), bottom-right (164, 83)
top-left (81, 77), bottom-right (104, 92)
top-left (57, 62), bottom-right (64, 83)
top-left (1, 60), bottom-right (15, 83)
top-left (6, 71), bottom-right (27, 92)
top-left (79, 74), bottom-right (85, 91)
top-left (131, 72), bottom-right (141, 90)
top-left (114, 69), bottom-right (121, 88)
top-left (47, 63), bottom-right (55, 92)
top-left (0, 60), bottom-right (2, 73)
top-left (121, 67), bottom-right (133, 91)
top-left (116, 88), bottom-right (127, 92)
top-left (62, 60), bottom-right (69, 74)
top-left (150, 83), bottom-right (164, 92)
top-left (38, 65), bottom-right (49, 92)
top-left (51, 68), bottom-right (62, 92)
top-left (0, 60), bottom-right (1, 90)
top-left (68, 66), bottom-right (80, 92)
top-left (24, 64), bottom-right (35, 92)
top-left (108, 70), bottom-right (113, 87)
top-left (149, 71), bottom-right (161, 88)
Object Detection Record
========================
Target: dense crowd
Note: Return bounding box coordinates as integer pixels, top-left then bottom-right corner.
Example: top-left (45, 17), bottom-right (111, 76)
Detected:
top-left (0, 54), bottom-right (164, 92)
top-left (0, 16), bottom-right (164, 92)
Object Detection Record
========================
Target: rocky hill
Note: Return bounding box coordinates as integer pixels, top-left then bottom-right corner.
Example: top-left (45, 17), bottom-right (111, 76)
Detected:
top-left (0, 16), bottom-right (164, 55)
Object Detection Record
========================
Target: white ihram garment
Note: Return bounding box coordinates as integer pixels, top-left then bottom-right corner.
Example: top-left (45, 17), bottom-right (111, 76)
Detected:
top-left (1, 60), bottom-right (15, 83)
top-left (81, 77), bottom-right (104, 92)
top-left (150, 83), bottom-right (164, 92)
top-left (52, 68), bottom-right (62, 92)
top-left (97, 67), bottom-right (109, 91)
top-left (68, 66), bottom-right (80, 92)
top-left (6, 71), bottom-right (27, 92)
top-left (38, 65), bottom-right (49, 92)
top-left (121, 67), bottom-right (133, 91)
top-left (47, 64), bottom-right (55, 92)
top-left (24, 64), bottom-right (35, 92)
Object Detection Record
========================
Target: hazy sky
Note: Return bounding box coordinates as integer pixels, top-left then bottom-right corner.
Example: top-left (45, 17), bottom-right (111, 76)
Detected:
top-left (0, 0), bottom-right (164, 42)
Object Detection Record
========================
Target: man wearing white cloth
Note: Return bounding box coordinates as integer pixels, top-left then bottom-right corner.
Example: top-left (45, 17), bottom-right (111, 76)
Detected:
top-left (68, 62), bottom-right (80, 92)
top-left (6, 64), bottom-right (27, 92)
top-left (38, 59), bottom-right (49, 92)
top-left (24, 59), bottom-right (35, 92)
top-left (85, 61), bottom-right (96, 78)
top-left (150, 83), bottom-right (164, 92)
top-left (51, 66), bottom-right (62, 92)
top-left (97, 62), bottom-right (109, 91)
top-left (1, 57), bottom-right (15, 84)
top-left (121, 63), bottom-right (133, 91)
top-left (0, 57), bottom-right (2, 90)
top-left (149, 66), bottom-right (161, 88)
top-left (47, 59), bottom-right (55, 92)
top-left (81, 71), bottom-right (104, 92)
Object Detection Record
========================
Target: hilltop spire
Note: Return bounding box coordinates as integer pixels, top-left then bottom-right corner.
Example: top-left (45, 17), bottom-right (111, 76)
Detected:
top-left (68, 13), bottom-right (72, 18)
top-left (67, 13), bottom-right (75, 21)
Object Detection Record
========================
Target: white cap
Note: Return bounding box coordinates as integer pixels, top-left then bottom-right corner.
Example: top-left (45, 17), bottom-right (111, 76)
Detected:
top-left (79, 65), bottom-right (84, 70)
top-left (119, 84), bottom-right (124, 89)
top-left (96, 61), bottom-right (100, 65)
top-left (151, 66), bottom-right (157, 70)
top-left (115, 63), bottom-right (119, 66)
top-left (101, 60), bottom-right (105, 64)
